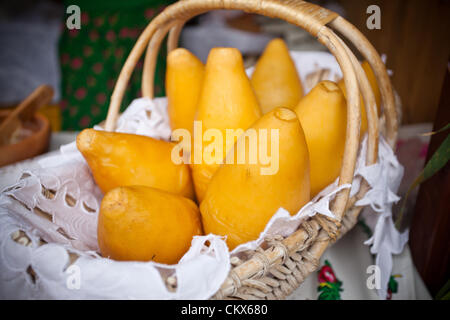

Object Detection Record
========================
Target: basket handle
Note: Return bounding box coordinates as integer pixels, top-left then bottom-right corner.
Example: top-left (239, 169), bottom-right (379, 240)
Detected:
top-left (146, 2), bottom-right (380, 166)
top-left (160, 10), bottom-right (397, 147)
top-left (105, 0), bottom-right (339, 130)
top-left (330, 17), bottom-right (398, 146)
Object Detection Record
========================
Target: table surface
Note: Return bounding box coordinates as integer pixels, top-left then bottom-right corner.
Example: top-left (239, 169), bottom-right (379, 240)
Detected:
top-left (0, 128), bottom-right (433, 300)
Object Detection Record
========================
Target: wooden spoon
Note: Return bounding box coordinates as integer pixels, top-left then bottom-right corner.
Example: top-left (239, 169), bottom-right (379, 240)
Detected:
top-left (0, 85), bottom-right (54, 145)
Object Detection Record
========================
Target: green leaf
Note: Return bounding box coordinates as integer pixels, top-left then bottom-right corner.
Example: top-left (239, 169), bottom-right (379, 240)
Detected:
top-left (421, 123), bottom-right (450, 137)
top-left (423, 133), bottom-right (450, 180)
top-left (395, 132), bottom-right (450, 230)
top-left (441, 291), bottom-right (450, 300)
top-left (435, 279), bottom-right (450, 300)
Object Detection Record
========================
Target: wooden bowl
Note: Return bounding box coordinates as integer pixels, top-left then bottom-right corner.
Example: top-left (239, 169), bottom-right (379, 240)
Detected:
top-left (0, 110), bottom-right (51, 167)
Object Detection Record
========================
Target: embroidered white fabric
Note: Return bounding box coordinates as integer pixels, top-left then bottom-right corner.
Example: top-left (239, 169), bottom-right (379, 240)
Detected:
top-left (0, 52), bottom-right (405, 299)
top-left (358, 139), bottom-right (408, 300)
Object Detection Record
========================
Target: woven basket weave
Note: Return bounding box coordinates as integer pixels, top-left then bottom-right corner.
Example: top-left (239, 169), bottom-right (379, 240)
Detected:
top-left (98, 0), bottom-right (398, 300)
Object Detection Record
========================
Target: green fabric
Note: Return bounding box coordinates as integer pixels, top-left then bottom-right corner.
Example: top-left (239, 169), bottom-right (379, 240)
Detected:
top-left (59, 1), bottom-right (173, 130)
top-left (64, 0), bottom-right (172, 11)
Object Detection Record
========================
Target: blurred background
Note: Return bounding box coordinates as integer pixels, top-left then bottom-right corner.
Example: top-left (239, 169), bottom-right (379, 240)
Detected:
top-left (0, 0), bottom-right (448, 298)
top-left (1, 0), bottom-right (448, 129)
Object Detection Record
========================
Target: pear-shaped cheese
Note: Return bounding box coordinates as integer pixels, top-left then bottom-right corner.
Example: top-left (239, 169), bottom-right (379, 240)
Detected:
top-left (192, 47), bottom-right (262, 202)
top-left (98, 186), bottom-right (203, 264)
top-left (251, 38), bottom-right (304, 113)
top-left (294, 81), bottom-right (347, 197)
top-left (166, 48), bottom-right (204, 135)
top-left (200, 107), bottom-right (310, 250)
top-left (77, 129), bottom-right (194, 199)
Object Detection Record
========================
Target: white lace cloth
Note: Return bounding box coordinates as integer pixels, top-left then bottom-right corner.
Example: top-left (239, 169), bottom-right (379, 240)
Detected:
top-left (0, 52), bottom-right (406, 299)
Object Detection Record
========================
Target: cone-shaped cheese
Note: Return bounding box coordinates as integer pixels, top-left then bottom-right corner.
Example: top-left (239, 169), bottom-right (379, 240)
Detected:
top-left (192, 47), bottom-right (262, 202)
top-left (200, 107), bottom-right (310, 250)
top-left (294, 81), bottom-right (347, 197)
top-left (337, 60), bottom-right (381, 136)
top-left (251, 38), bottom-right (303, 113)
top-left (166, 48), bottom-right (204, 135)
top-left (98, 186), bottom-right (203, 264)
top-left (77, 129), bottom-right (194, 199)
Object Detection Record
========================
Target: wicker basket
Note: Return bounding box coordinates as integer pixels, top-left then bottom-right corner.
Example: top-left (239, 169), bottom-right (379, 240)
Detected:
top-left (99, 0), bottom-right (398, 299)
top-left (3, 0), bottom-right (399, 300)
